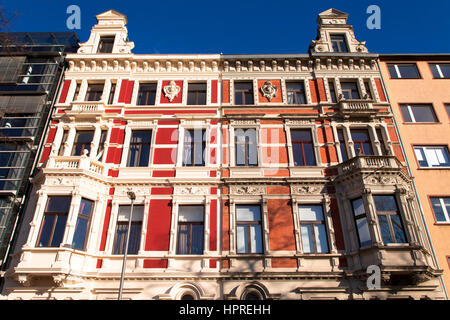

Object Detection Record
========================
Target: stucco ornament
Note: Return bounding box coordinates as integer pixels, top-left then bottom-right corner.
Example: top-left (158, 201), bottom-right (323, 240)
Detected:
top-left (260, 80), bottom-right (278, 101)
top-left (163, 81), bottom-right (181, 102)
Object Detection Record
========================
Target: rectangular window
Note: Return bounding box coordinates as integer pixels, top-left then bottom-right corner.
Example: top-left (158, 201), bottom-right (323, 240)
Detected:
top-left (430, 63), bottom-right (450, 79)
top-left (72, 198), bottom-right (94, 250)
top-left (351, 198), bottom-right (371, 247)
top-left (127, 130), bottom-right (152, 167)
top-left (330, 34), bottom-right (348, 53)
top-left (0, 113), bottom-right (39, 138)
top-left (112, 205), bottom-right (144, 255)
top-left (298, 205), bottom-right (329, 253)
top-left (96, 129), bottom-right (108, 161)
top-left (72, 130), bottom-right (94, 156)
top-left (187, 83), bottom-right (207, 105)
top-left (107, 83), bottom-right (116, 105)
top-left (85, 84), bottom-right (104, 102)
top-left (351, 129), bottom-right (373, 155)
top-left (373, 195), bottom-right (407, 244)
top-left (177, 205), bottom-right (204, 255)
top-left (291, 129), bottom-right (316, 166)
top-left (97, 36), bottom-right (115, 53)
top-left (387, 63), bottom-right (420, 79)
top-left (286, 81), bottom-right (306, 104)
top-left (328, 80), bottom-right (337, 103)
top-left (0, 143), bottom-right (29, 190)
top-left (183, 129), bottom-right (206, 166)
top-left (414, 146), bottom-right (450, 168)
top-left (235, 128), bottom-right (258, 166)
top-left (234, 82), bottom-right (254, 105)
top-left (376, 128), bottom-right (389, 156)
top-left (236, 205), bottom-right (263, 254)
top-left (341, 81), bottom-right (360, 100)
top-left (137, 83), bottom-right (157, 106)
top-left (400, 104), bottom-right (438, 123)
top-left (363, 80), bottom-right (373, 99)
top-left (37, 196), bottom-right (71, 247)
top-left (430, 197), bottom-right (450, 223)
top-left (337, 129), bottom-right (348, 161)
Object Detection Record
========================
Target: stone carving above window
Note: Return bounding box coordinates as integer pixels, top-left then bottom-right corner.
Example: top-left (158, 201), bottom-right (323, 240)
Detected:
top-left (260, 80), bottom-right (278, 101)
top-left (163, 81), bottom-right (181, 102)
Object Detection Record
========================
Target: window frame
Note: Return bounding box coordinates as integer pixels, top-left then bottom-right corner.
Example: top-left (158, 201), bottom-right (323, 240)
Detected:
top-left (413, 145), bottom-right (450, 168)
top-left (429, 63), bottom-right (450, 79)
top-left (387, 63), bottom-right (421, 79)
top-left (187, 82), bottom-right (207, 106)
top-left (85, 83), bottom-right (104, 102)
top-left (97, 35), bottom-right (115, 53)
top-left (340, 80), bottom-right (361, 100)
top-left (298, 204), bottom-right (329, 254)
top-left (429, 196), bottom-right (450, 223)
top-left (330, 34), bottom-right (349, 53)
top-left (71, 198), bottom-right (94, 251)
top-left (290, 128), bottom-right (316, 166)
top-left (36, 196), bottom-right (71, 248)
top-left (126, 130), bottom-right (152, 167)
top-left (351, 197), bottom-right (372, 248)
top-left (286, 81), bottom-right (306, 105)
top-left (234, 81), bottom-right (254, 105)
top-left (137, 82), bottom-right (157, 106)
top-left (350, 129), bottom-right (373, 156)
top-left (373, 195), bottom-right (408, 245)
top-left (235, 204), bottom-right (264, 254)
top-left (182, 129), bottom-right (206, 167)
top-left (399, 104), bottom-right (438, 123)
top-left (71, 130), bottom-right (95, 156)
top-left (176, 205), bottom-right (205, 255)
top-left (234, 127), bottom-right (258, 167)
top-left (112, 204), bottom-right (144, 255)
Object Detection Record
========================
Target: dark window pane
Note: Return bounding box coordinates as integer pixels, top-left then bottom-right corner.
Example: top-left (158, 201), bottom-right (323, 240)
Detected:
top-left (431, 198), bottom-right (447, 222)
top-left (187, 83), bottom-right (206, 105)
top-left (378, 215), bottom-right (393, 244)
top-left (86, 84), bottom-right (103, 101)
top-left (137, 84), bottom-right (157, 105)
top-left (400, 106), bottom-right (413, 122)
top-left (373, 195), bottom-right (398, 212)
top-left (37, 215), bottom-right (54, 247)
top-left (72, 217), bottom-right (88, 250)
top-left (329, 81), bottom-right (337, 103)
top-left (50, 215), bottom-right (67, 247)
top-left (291, 130), bottom-right (315, 166)
top-left (338, 129), bottom-right (348, 161)
top-left (391, 215), bottom-right (407, 243)
top-left (190, 224), bottom-right (204, 254)
top-left (235, 129), bottom-right (257, 166)
top-left (286, 82), bottom-right (306, 104)
top-left (330, 35), bottom-right (348, 53)
top-left (46, 196), bottom-right (71, 213)
top-left (388, 64), bottom-right (399, 78)
top-left (397, 64), bottom-right (420, 78)
top-left (98, 36), bottom-right (115, 53)
top-left (127, 130), bottom-right (152, 167)
top-left (235, 82), bottom-right (254, 105)
top-left (341, 82), bottom-right (360, 99)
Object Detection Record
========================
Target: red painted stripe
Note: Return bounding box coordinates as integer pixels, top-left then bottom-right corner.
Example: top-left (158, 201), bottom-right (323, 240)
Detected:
top-left (118, 79), bottom-right (128, 103)
top-left (143, 259), bottom-right (168, 268)
top-left (46, 127), bottom-right (57, 144)
top-left (210, 199), bottom-right (217, 251)
top-left (316, 78), bottom-right (326, 102)
top-left (145, 199), bottom-right (172, 251)
top-left (99, 199), bottom-right (113, 251)
top-left (58, 80), bottom-right (71, 103)
top-left (151, 187), bottom-right (173, 195)
top-left (375, 78), bottom-right (387, 102)
top-left (309, 79), bottom-right (318, 103)
top-left (39, 147), bottom-right (51, 164)
top-left (211, 79), bottom-right (218, 103)
top-left (124, 110), bottom-right (216, 115)
top-left (152, 170), bottom-right (175, 177)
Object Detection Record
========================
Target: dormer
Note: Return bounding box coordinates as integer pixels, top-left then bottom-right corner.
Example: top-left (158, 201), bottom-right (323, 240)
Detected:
top-left (309, 8), bottom-right (368, 54)
top-left (77, 10), bottom-right (135, 54)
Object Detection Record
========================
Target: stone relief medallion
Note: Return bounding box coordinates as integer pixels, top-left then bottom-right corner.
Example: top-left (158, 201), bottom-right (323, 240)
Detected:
top-left (163, 81), bottom-right (181, 102)
top-left (260, 80), bottom-right (278, 101)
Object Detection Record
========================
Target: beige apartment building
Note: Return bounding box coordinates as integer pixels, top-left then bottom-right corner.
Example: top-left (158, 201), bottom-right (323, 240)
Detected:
top-left (379, 55), bottom-right (450, 295)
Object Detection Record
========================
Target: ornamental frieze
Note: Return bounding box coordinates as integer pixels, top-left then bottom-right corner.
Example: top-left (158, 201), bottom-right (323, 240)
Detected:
top-left (230, 185), bottom-right (265, 195)
top-left (291, 184), bottom-right (324, 194)
top-left (174, 186), bottom-right (210, 195)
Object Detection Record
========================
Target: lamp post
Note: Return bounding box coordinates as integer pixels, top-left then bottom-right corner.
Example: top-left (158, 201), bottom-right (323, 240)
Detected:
top-left (118, 190), bottom-right (136, 300)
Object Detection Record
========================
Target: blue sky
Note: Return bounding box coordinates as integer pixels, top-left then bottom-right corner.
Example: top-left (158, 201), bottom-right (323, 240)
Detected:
top-left (2, 0), bottom-right (450, 54)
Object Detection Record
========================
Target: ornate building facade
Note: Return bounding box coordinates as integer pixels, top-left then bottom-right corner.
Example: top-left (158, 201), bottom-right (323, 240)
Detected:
top-left (0, 9), bottom-right (446, 299)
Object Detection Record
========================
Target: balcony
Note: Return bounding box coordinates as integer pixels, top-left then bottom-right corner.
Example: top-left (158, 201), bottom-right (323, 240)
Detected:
top-left (337, 99), bottom-right (376, 117)
top-left (66, 101), bottom-right (105, 118)
top-left (336, 155), bottom-right (403, 176)
top-left (44, 155), bottom-right (109, 178)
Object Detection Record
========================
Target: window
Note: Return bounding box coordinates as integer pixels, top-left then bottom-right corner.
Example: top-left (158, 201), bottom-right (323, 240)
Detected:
top-left (107, 83), bottom-right (116, 105)
top-left (373, 195), bottom-right (407, 244)
top-left (183, 129), bottom-right (205, 166)
top-left (37, 196), bottom-right (71, 247)
top-left (0, 143), bottom-right (29, 190)
top-left (177, 205), bottom-right (204, 255)
top-left (387, 63), bottom-right (420, 79)
top-left (351, 198), bottom-right (371, 247)
top-left (85, 84), bottom-right (103, 102)
top-left (235, 128), bottom-right (257, 166)
top-left (97, 36), bottom-right (115, 53)
top-left (0, 113), bottom-right (39, 137)
top-left (72, 130), bottom-right (94, 156)
top-left (330, 34), bottom-right (348, 53)
top-left (234, 82), bottom-right (254, 105)
top-left (337, 129), bottom-right (348, 161)
top-left (429, 63), bottom-right (450, 79)
top-left (291, 129), bottom-right (316, 166)
top-left (73, 82), bottom-right (81, 101)
top-left (286, 81), bottom-right (306, 104)
top-left (112, 205), bottom-right (144, 255)
top-left (298, 205), bottom-right (329, 253)
top-left (137, 83), bottom-right (157, 106)
top-left (351, 129), bottom-right (373, 155)
top-left (341, 81), bottom-right (360, 100)
top-left (96, 129), bottom-right (108, 161)
top-left (400, 104), bottom-right (438, 123)
top-left (236, 205), bottom-right (263, 254)
top-left (328, 80), bottom-right (337, 103)
top-left (414, 146), bottom-right (450, 168)
top-left (363, 80), bottom-right (373, 99)
top-left (72, 198), bottom-right (94, 250)
top-left (430, 197), bottom-right (450, 223)
top-left (127, 130), bottom-right (152, 167)
top-left (376, 128), bottom-right (389, 156)
top-left (187, 83), bottom-right (206, 105)
top-left (446, 104), bottom-right (450, 118)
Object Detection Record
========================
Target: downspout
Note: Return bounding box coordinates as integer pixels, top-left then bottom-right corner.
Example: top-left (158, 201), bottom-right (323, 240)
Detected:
top-left (376, 59), bottom-right (448, 300)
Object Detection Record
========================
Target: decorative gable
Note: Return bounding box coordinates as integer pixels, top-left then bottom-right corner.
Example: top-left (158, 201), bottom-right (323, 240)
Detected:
top-left (310, 8), bottom-right (368, 54)
top-left (77, 9), bottom-right (135, 54)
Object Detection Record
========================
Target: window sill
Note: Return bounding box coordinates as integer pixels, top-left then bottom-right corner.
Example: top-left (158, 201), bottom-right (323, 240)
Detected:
top-left (402, 122), bottom-right (441, 125)
top-left (434, 222), bottom-right (450, 225)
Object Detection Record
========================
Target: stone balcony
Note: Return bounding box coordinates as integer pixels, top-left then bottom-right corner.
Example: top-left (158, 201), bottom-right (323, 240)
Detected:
top-left (44, 154), bottom-right (109, 178)
top-left (337, 99), bottom-right (377, 117)
top-left (336, 155), bottom-right (403, 176)
top-left (66, 101), bottom-right (105, 118)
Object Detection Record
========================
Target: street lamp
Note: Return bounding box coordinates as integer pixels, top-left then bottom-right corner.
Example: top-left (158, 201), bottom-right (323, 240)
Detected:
top-left (118, 190), bottom-right (136, 300)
